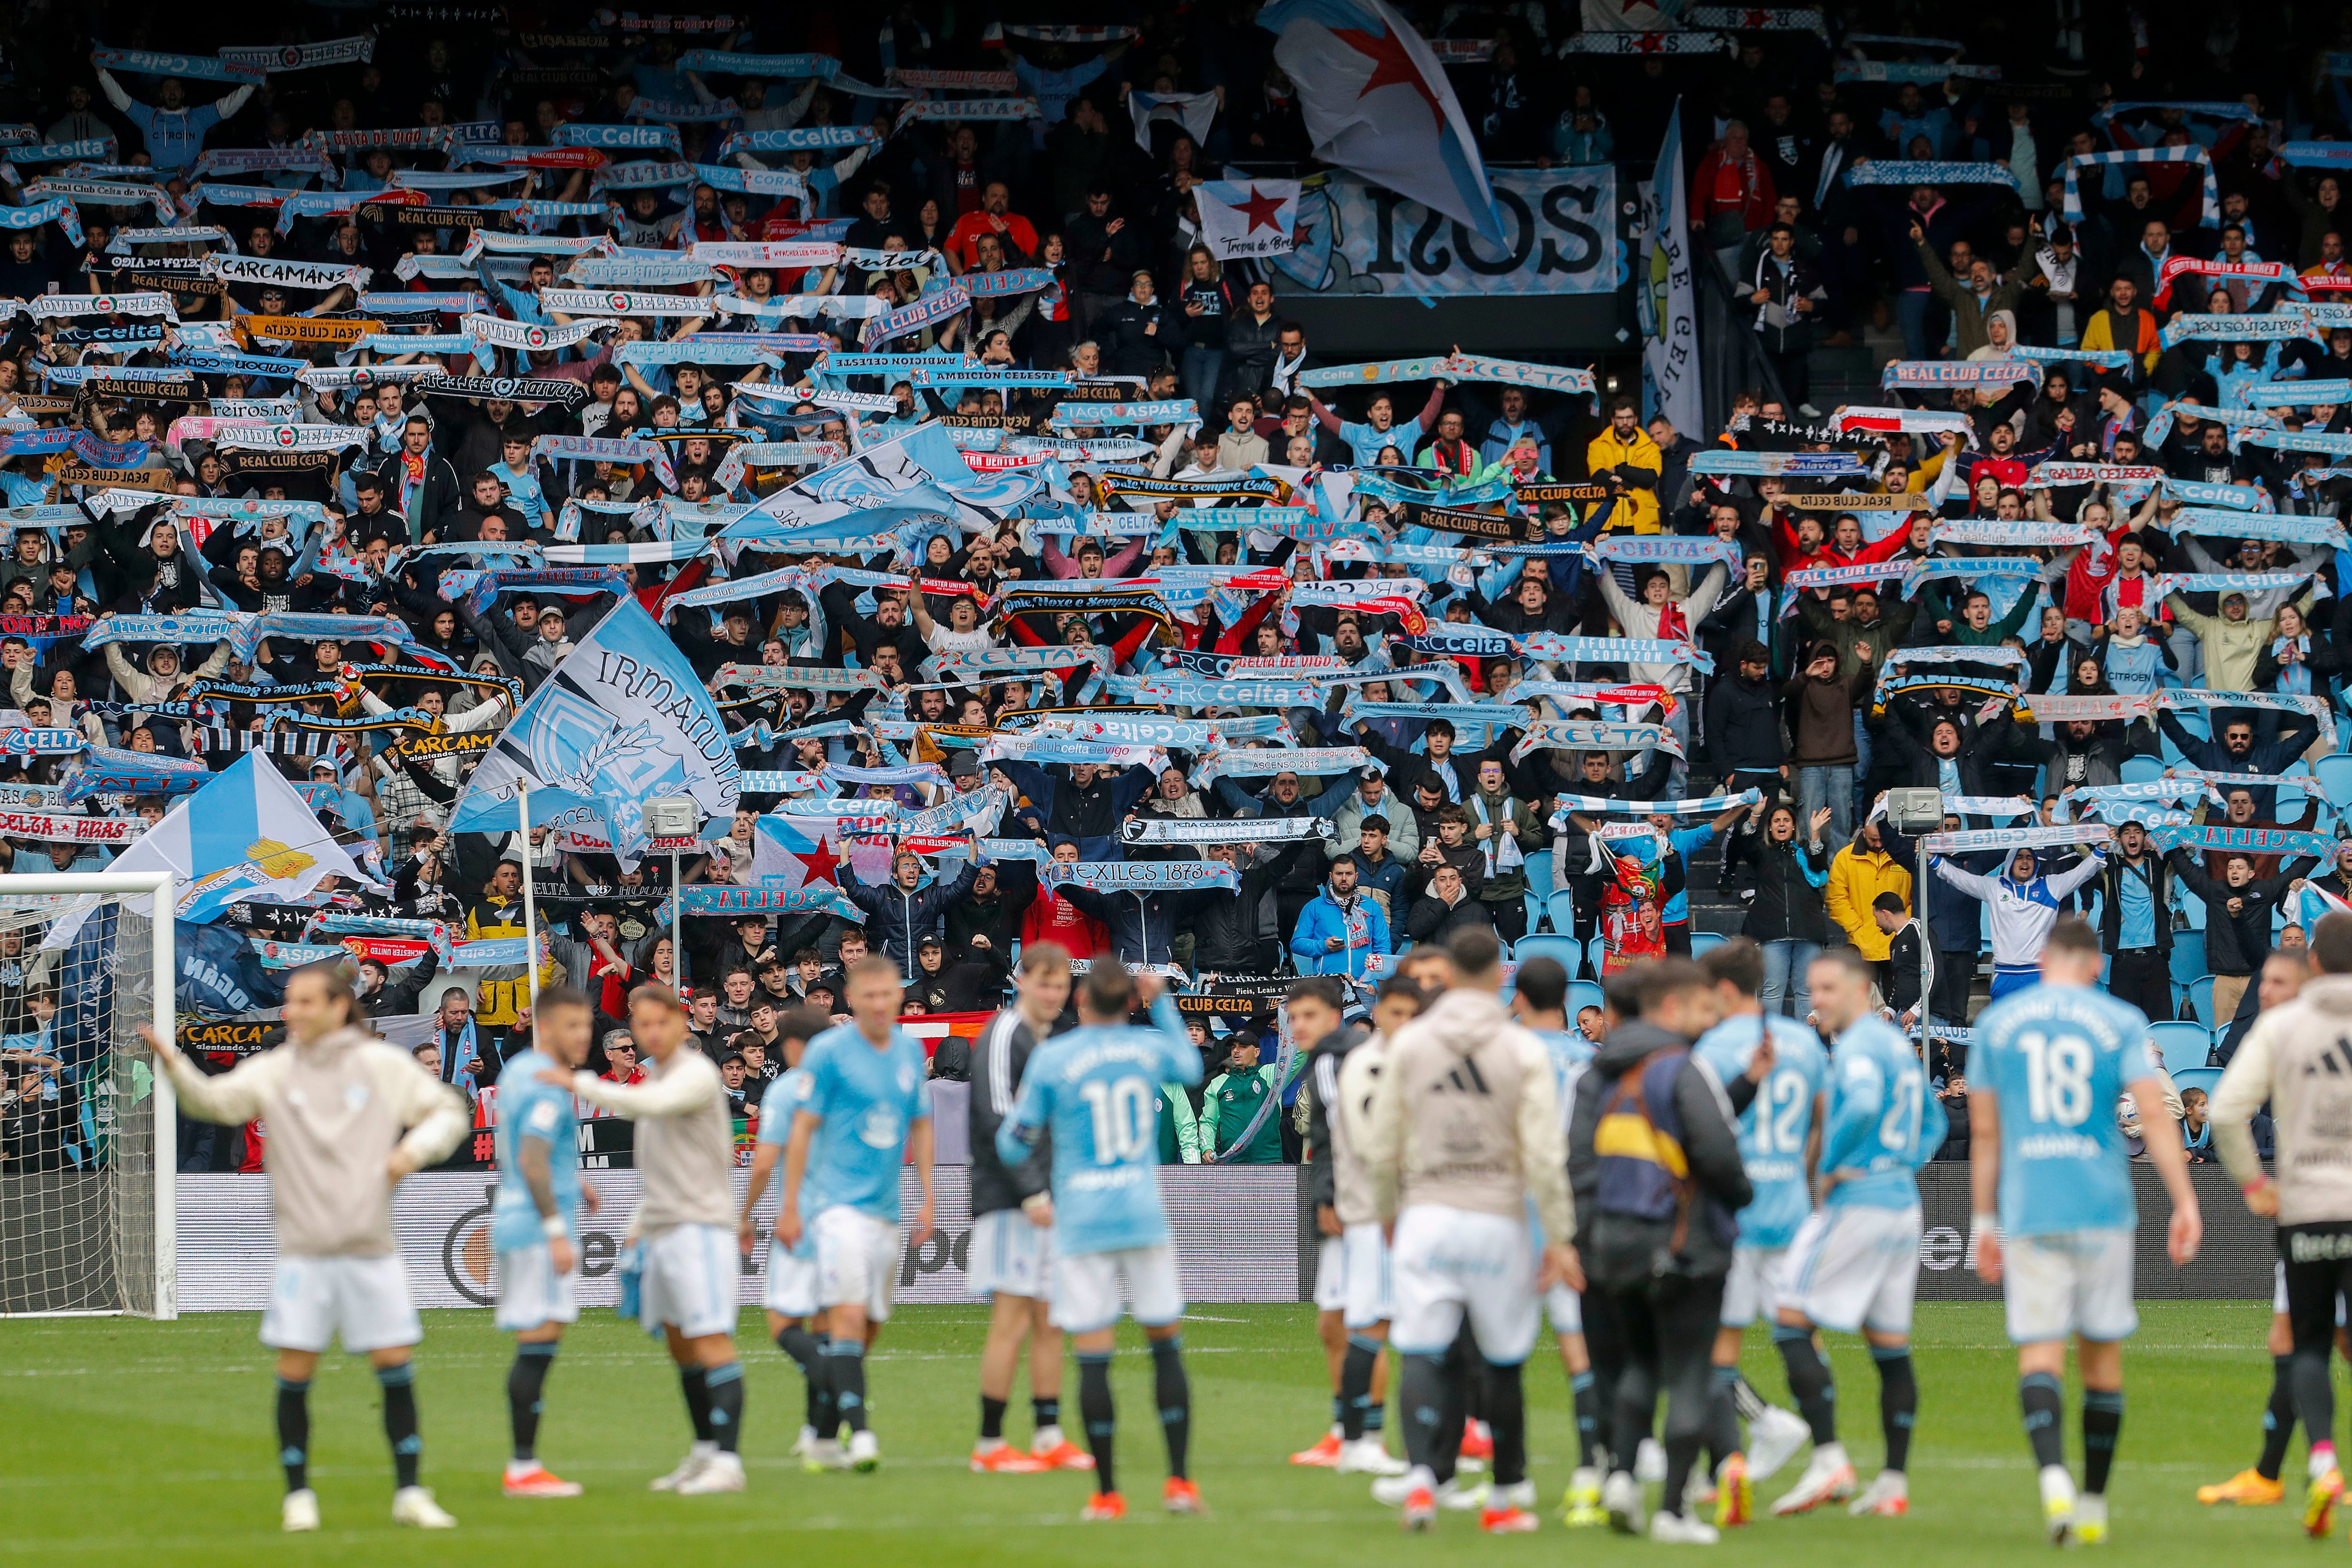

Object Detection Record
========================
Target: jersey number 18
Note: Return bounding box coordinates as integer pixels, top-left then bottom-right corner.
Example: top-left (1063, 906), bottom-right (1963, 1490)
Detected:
top-left (2016, 1031), bottom-right (2093, 1127)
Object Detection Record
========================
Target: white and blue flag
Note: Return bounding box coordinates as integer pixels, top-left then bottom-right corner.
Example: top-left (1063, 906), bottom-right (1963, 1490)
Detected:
top-left (43, 750), bottom-right (375, 947)
top-left (451, 597), bottom-right (739, 866)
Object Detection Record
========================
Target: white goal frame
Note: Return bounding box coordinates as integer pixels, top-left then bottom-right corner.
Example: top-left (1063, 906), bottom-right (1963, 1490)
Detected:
top-left (0, 871), bottom-right (176, 1319)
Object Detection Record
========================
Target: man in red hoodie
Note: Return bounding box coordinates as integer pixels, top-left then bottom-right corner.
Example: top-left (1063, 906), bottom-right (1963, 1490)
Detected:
top-left (1017, 840), bottom-right (1109, 959)
top-left (1692, 121), bottom-right (1776, 282)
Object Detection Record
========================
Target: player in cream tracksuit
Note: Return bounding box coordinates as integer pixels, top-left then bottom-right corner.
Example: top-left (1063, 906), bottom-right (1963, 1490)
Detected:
top-left (144, 961), bottom-right (470, 1535)
top-left (2213, 913), bottom-right (2352, 1538)
top-left (560, 983), bottom-right (748, 1495)
top-left (1363, 928), bottom-right (1580, 1535)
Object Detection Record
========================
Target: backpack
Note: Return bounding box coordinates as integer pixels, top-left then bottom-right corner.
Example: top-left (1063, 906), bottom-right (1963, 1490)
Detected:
top-left (1593, 1046), bottom-right (1696, 1269)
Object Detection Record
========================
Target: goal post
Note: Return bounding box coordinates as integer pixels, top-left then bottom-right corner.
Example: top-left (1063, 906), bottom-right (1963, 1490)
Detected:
top-left (0, 871), bottom-right (174, 1319)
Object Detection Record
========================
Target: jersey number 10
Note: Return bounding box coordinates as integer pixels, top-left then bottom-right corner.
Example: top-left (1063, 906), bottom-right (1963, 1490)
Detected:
top-left (1081, 1077), bottom-right (1155, 1163)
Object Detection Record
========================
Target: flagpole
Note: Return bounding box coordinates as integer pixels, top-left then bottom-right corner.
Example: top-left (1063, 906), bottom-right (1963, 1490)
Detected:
top-left (518, 780), bottom-right (538, 1013)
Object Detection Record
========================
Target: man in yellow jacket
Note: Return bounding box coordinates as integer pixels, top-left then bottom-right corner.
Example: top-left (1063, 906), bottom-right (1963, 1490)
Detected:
top-left (1585, 396), bottom-right (1663, 534)
top-left (1825, 818), bottom-right (1914, 961)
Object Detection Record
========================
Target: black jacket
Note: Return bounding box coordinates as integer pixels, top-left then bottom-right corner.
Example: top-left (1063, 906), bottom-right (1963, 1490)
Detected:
top-left (1877, 700), bottom-right (2016, 794)
top-left (2095, 852), bottom-right (2175, 956)
top-left (2167, 849), bottom-right (2318, 977)
top-left (839, 859), bottom-right (981, 976)
top-left (361, 948), bottom-right (443, 1016)
top-left (1191, 839), bottom-right (1313, 973)
top-left (1404, 890), bottom-right (1496, 945)
top-left (1728, 828), bottom-right (1831, 945)
top-left (1301, 1023), bottom-right (1367, 1211)
top-left (374, 451), bottom-right (465, 544)
top-left (967, 1007), bottom-right (1059, 1218)
top-left (1568, 1019), bottom-right (1754, 1287)
top-left (1704, 673), bottom-right (1784, 776)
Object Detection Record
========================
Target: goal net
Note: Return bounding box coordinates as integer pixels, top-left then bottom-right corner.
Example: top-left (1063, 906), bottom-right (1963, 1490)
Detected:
top-left (0, 872), bottom-right (173, 1318)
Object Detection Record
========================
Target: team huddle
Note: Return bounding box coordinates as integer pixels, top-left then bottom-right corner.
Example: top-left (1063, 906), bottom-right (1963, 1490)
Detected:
top-left (163, 907), bottom-right (2352, 1544)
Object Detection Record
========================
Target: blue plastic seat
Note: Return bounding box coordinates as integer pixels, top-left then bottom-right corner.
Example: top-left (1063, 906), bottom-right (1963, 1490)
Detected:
top-left (1565, 979), bottom-right (1605, 1020)
top-left (2172, 1066), bottom-right (2223, 1103)
top-left (1514, 933), bottom-right (1582, 980)
top-left (2148, 1020), bottom-right (2215, 1074)
top-left (1546, 890), bottom-right (1580, 943)
top-left (2318, 754), bottom-right (2352, 814)
top-left (2183, 975), bottom-right (2218, 1027)
top-left (1522, 853), bottom-right (1556, 941)
top-left (1691, 931), bottom-right (1727, 957)
top-left (1587, 934), bottom-right (1608, 977)
top-left (2120, 755), bottom-right (2165, 787)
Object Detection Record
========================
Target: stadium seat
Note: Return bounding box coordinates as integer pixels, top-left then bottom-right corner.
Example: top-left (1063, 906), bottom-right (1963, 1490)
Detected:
top-left (2172, 1066), bottom-right (2223, 1103)
top-left (1522, 854), bottom-right (1555, 939)
top-left (1546, 890), bottom-right (1580, 945)
top-left (1691, 931), bottom-right (1726, 957)
top-left (2184, 975), bottom-right (2218, 1027)
top-left (1587, 934), bottom-right (1608, 977)
top-left (2318, 754), bottom-right (2352, 814)
top-left (2148, 1021), bottom-right (2215, 1075)
top-left (2119, 755), bottom-right (2164, 786)
top-left (2168, 931), bottom-right (2205, 984)
top-left (1514, 933), bottom-right (1582, 979)
top-left (1565, 979), bottom-right (1604, 1020)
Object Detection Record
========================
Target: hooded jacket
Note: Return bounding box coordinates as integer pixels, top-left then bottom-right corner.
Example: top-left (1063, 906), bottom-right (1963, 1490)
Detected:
top-left (1360, 987), bottom-right (1573, 1240)
top-left (1566, 1018), bottom-right (1752, 1286)
top-left (158, 1023), bottom-right (469, 1256)
top-left (2214, 973), bottom-right (2352, 1224)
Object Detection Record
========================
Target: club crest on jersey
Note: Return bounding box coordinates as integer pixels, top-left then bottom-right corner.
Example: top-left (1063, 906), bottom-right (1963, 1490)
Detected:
top-left (858, 1106), bottom-right (902, 1150)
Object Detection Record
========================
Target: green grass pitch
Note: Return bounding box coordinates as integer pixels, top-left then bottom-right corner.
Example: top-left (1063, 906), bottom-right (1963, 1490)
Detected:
top-left (1, 1301), bottom-right (2332, 1565)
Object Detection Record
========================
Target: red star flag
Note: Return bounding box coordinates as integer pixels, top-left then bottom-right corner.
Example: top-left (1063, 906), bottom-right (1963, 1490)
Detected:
top-left (1257, 0), bottom-right (1503, 242)
top-left (1196, 178), bottom-right (1302, 260)
top-left (1583, 0), bottom-right (1685, 30)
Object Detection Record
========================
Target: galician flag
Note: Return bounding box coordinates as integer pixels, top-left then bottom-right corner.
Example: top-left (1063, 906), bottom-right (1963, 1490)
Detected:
top-left (1257, 0), bottom-right (1503, 241)
top-left (43, 751), bottom-right (375, 947)
top-left (1196, 179), bottom-right (1302, 260)
top-left (451, 596), bottom-right (739, 866)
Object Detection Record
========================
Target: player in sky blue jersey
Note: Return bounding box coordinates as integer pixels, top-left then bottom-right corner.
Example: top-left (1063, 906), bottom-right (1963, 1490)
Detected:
top-left (490, 984), bottom-right (599, 1499)
top-left (997, 963), bottom-right (1206, 1522)
top-left (1691, 939), bottom-right (1833, 1524)
top-left (733, 1006), bottom-right (831, 1465)
top-left (777, 958), bottom-right (937, 1475)
top-left (1772, 948), bottom-right (1947, 1522)
top-left (1969, 916), bottom-right (2201, 1545)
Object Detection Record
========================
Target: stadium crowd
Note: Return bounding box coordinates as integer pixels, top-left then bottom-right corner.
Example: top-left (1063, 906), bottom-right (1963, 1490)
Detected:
top-left (0, 5), bottom-right (2345, 1175)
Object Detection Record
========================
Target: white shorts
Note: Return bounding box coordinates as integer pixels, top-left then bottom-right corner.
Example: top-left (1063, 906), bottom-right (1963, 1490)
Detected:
top-left (763, 1243), bottom-right (820, 1319)
top-left (1051, 1241), bottom-right (1186, 1334)
top-left (1722, 1246), bottom-right (1789, 1329)
top-left (815, 1205), bottom-right (900, 1322)
top-left (1544, 1284), bottom-right (1583, 1337)
top-left (1783, 1204), bottom-right (1922, 1337)
top-left (261, 1253), bottom-right (422, 1354)
top-left (1313, 1236), bottom-right (1347, 1312)
top-left (639, 1223), bottom-right (738, 1340)
top-left (1390, 1204), bottom-right (1539, 1365)
top-left (495, 1242), bottom-right (581, 1333)
top-left (1312, 1227), bottom-right (1395, 1328)
top-left (1341, 1223), bottom-right (1394, 1329)
top-left (969, 1208), bottom-right (1054, 1301)
top-left (2004, 1230), bottom-right (2137, 1345)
